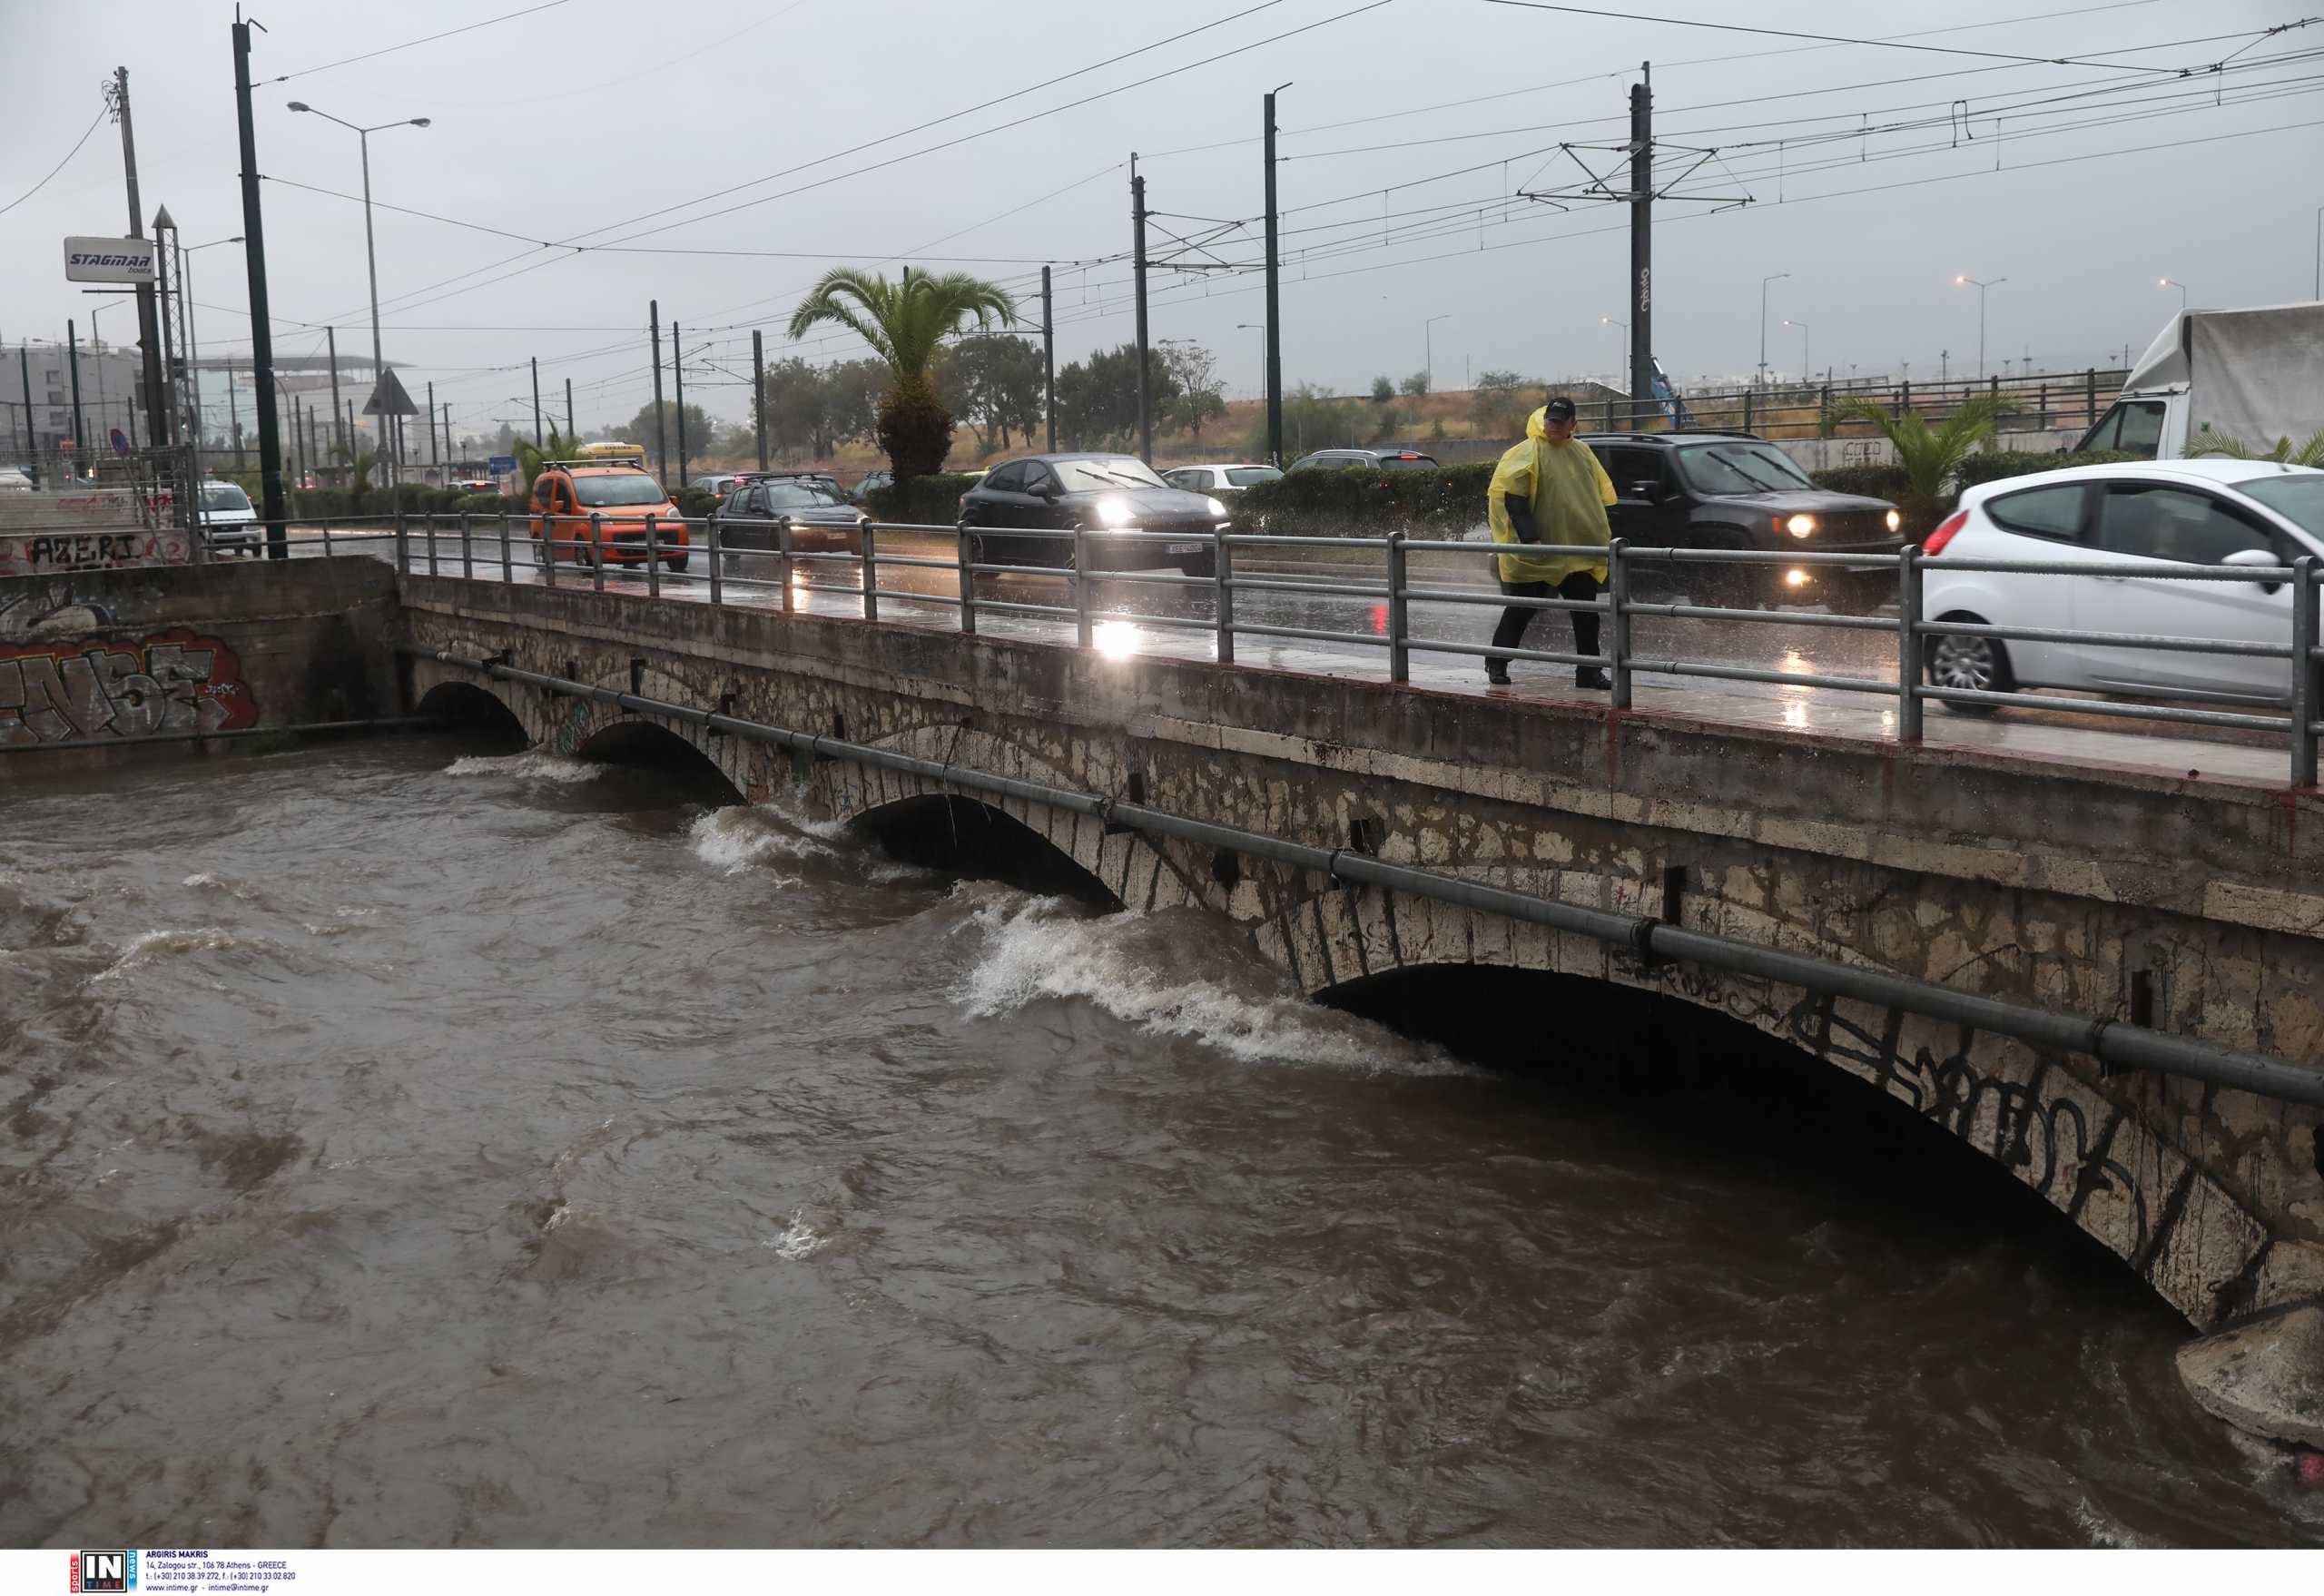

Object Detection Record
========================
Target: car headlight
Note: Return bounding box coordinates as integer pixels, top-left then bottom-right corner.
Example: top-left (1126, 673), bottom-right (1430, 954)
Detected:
top-left (1203, 496), bottom-right (1228, 519)
top-left (1787, 513), bottom-right (1817, 538)
top-left (1885, 508), bottom-right (1902, 534)
top-left (1096, 494), bottom-right (1135, 527)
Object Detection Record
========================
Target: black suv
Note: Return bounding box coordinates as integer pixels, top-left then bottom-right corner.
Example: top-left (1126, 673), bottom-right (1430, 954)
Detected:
top-left (1581, 431), bottom-right (1903, 609)
top-left (959, 453), bottom-right (1231, 576)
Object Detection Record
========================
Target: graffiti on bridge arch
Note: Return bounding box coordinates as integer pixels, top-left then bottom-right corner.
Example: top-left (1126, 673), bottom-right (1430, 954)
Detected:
top-left (0, 628), bottom-right (259, 747)
top-left (1645, 957), bottom-right (2154, 1264)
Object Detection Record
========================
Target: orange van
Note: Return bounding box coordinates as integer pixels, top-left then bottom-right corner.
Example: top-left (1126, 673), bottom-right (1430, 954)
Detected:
top-left (527, 463), bottom-right (690, 572)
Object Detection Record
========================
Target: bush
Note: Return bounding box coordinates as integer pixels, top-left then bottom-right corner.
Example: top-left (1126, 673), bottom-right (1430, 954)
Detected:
top-left (1237, 461), bottom-right (1500, 537)
top-left (672, 486), bottom-right (719, 519)
top-left (864, 471), bottom-right (980, 527)
top-left (1808, 463), bottom-right (1912, 502)
top-left (1953, 448), bottom-right (2141, 491)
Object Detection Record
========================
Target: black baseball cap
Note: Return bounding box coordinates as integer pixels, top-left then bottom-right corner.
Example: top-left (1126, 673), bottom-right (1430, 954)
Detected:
top-left (1542, 396), bottom-right (1577, 420)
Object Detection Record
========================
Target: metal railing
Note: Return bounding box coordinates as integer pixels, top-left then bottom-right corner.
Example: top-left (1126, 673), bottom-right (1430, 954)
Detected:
top-left (278, 506), bottom-right (2324, 789)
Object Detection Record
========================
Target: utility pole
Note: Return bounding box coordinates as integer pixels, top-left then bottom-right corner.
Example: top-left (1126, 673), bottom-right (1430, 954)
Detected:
top-left (109, 68), bottom-right (168, 454)
top-left (229, 27), bottom-right (285, 555)
top-left (1041, 265), bottom-right (1056, 451)
top-left (68, 320), bottom-right (85, 461)
top-left (17, 348), bottom-right (33, 465)
top-left (564, 377), bottom-right (574, 440)
top-left (229, 364), bottom-right (242, 468)
top-left (752, 329), bottom-right (768, 469)
top-left (153, 212), bottom-right (183, 461)
top-left (427, 379), bottom-right (437, 474)
top-left (674, 320), bottom-right (689, 487)
top-left (1131, 160), bottom-right (1151, 463)
top-left (530, 355), bottom-right (542, 448)
top-left (327, 326), bottom-right (343, 450)
top-left (649, 300), bottom-right (667, 484)
top-left (1264, 87), bottom-right (1286, 467)
top-left (1628, 63), bottom-right (1652, 429)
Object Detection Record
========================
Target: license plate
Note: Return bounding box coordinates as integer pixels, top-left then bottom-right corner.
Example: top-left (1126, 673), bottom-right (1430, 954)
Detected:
top-left (1165, 541), bottom-right (1204, 554)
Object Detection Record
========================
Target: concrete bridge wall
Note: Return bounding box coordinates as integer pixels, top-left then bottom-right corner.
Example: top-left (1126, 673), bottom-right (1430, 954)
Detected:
top-left (400, 574), bottom-right (2324, 1340)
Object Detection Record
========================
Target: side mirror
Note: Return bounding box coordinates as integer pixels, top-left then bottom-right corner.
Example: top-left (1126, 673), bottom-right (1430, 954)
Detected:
top-left (2222, 546), bottom-right (2290, 594)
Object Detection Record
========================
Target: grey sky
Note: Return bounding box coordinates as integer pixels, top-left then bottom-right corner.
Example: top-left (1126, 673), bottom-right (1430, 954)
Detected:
top-left (5, 0), bottom-right (2316, 444)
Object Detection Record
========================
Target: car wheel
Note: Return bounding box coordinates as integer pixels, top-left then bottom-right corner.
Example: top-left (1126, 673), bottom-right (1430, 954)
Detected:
top-left (534, 534), bottom-right (555, 566)
top-left (665, 553), bottom-right (689, 573)
top-left (1925, 616), bottom-right (2013, 715)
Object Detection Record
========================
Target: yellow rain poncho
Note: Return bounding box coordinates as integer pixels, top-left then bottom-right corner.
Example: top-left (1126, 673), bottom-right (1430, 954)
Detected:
top-left (1486, 407), bottom-right (1616, 585)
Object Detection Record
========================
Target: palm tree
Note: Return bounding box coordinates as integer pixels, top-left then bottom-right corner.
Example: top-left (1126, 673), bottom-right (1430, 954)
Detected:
top-left (786, 268), bottom-right (1017, 478)
top-left (330, 438), bottom-right (376, 498)
top-left (2188, 425), bottom-right (2324, 468)
top-left (1824, 393), bottom-right (2014, 532)
top-left (513, 429), bottom-right (588, 489)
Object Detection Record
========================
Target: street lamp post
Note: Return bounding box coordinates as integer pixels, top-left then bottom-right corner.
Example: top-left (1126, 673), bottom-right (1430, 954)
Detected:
top-left (1783, 319), bottom-right (1809, 383)
top-left (1758, 272), bottom-right (1789, 389)
top-left (2160, 277), bottom-right (2190, 313)
top-left (287, 101), bottom-right (429, 488)
top-left (175, 234), bottom-right (243, 456)
top-left (2314, 202), bottom-right (2322, 300)
top-left (1955, 275), bottom-right (2006, 381)
top-left (1423, 313), bottom-right (1449, 393)
top-left (1600, 316), bottom-right (1627, 386)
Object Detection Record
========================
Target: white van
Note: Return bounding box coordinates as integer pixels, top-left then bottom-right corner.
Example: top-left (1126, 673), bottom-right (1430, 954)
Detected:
top-left (197, 479), bottom-right (261, 555)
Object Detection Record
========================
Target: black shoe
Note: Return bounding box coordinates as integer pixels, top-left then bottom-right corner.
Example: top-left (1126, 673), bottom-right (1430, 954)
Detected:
top-left (1485, 662), bottom-right (1512, 685)
top-left (1575, 665), bottom-right (1611, 691)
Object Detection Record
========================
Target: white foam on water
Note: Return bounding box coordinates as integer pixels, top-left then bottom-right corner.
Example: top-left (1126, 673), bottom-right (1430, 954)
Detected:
top-left (94, 926), bottom-right (245, 982)
top-left (764, 1209), bottom-right (827, 1260)
top-left (687, 808), bottom-right (822, 877)
top-left (2071, 1498), bottom-right (2162, 1549)
top-left (444, 751), bottom-right (605, 783)
top-left (955, 892), bottom-right (1459, 1074)
top-left (182, 871), bottom-right (259, 899)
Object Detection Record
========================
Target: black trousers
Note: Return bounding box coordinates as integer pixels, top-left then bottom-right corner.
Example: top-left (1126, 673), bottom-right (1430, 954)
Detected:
top-left (1491, 569), bottom-right (1600, 664)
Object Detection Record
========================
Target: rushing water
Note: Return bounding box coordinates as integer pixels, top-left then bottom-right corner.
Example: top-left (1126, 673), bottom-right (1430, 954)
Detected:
top-left (3, 733), bottom-right (2318, 1549)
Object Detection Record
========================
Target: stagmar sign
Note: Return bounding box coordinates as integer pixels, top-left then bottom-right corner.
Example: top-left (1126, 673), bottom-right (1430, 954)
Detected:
top-left (63, 236), bottom-right (157, 284)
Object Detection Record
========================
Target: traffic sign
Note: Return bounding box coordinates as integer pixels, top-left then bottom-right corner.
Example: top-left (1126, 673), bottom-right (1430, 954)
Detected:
top-left (110, 428), bottom-right (130, 455)
top-left (487, 454), bottom-right (517, 474)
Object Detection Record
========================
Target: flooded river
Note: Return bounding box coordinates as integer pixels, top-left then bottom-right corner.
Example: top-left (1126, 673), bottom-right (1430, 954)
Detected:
top-left (3, 733), bottom-right (2317, 1547)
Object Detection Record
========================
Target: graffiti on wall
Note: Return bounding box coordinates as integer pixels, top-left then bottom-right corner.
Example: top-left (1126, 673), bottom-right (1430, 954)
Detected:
top-left (0, 527), bottom-right (189, 578)
top-left (0, 628), bottom-right (259, 746)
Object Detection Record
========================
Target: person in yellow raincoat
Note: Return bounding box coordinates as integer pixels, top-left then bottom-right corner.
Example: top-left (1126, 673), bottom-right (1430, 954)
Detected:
top-left (1485, 395), bottom-right (1616, 688)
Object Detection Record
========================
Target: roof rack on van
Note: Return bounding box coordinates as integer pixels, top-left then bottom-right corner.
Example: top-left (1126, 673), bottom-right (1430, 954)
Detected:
top-left (541, 458), bottom-right (648, 468)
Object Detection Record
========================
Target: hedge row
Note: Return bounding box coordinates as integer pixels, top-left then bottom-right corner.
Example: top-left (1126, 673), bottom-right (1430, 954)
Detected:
top-left (863, 472), bottom-right (982, 527)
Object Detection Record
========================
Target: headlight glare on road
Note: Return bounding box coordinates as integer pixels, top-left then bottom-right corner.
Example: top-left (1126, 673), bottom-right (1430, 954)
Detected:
top-left (1787, 513), bottom-right (1817, 538)
top-left (1785, 568), bottom-right (1809, 587)
top-left (1204, 496), bottom-right (1227, 519)
top-left (1096, 495), bottom-right (1135, 527)
top-left (1886, 508), bottom-right (1903, 533)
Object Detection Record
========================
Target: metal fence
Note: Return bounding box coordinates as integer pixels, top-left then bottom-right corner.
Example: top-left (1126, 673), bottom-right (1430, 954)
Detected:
top-left (1580, 366), bottom-right (2133, 441)
top-left (275, 507), bottom-right (2324, 789)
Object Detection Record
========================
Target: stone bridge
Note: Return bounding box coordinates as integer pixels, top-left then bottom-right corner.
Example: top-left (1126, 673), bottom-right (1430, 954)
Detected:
top-left (399, 571), bottom-right (2324, 1439)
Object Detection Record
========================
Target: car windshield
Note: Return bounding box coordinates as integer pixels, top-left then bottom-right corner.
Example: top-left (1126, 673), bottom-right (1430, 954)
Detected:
top-left (571, 473), bottom-right (668, 507)
top-left (1226, 467), bottom-right (1282, 487)
top-left (2238, 474), bottom-right (2324, 539)
top-left (200, 482), bottom-right (251, 510)
top-left (1053, 457), bottom-right (1166, 491)
top-left (1674, 441), bottom-right (1813, 495)
top-left (763, 482), bottom-right (846, 509)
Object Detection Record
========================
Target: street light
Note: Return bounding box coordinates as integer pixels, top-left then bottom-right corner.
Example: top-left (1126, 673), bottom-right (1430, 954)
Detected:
top-left (286, 100), bottom-right (430, 487)
top-left (2314, 202), bottom-right (2322, 300)
top-left (1423, 313), bottom-right (1449, 392)
top-left (1955, 274), bottom-right (2006, 381)
top-left (176, 233), bottom-right (243, 452)
top-left (2160, 277), bottom-right (2189, 312)
top-left (1783, 319), bottom-right (1809, 383)
top-left (1758, 272), bottom-right (1790, 388)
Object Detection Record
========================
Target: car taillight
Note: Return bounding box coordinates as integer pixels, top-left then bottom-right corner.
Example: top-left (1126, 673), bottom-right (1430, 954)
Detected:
top-left (1922, 509), bottom-right (1968, 557)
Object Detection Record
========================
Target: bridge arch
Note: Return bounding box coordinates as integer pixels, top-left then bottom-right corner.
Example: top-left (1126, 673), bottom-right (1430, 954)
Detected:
top-left (414, 678), bottom-right (527, 741)
top-left (1275, 879), bottom-right (2273, 1331)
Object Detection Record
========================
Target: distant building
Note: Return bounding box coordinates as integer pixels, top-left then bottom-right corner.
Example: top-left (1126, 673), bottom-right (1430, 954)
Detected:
top-left (4, 339), bottom-right (149, 455)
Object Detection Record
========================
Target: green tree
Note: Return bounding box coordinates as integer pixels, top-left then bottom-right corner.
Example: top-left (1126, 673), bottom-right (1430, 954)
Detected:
top-left (1825, 393), bottom-right (2015, 530)
top-left (330, 438), bottom-right (376, 497)
top-left (1054, 343), bottom-right (1179, 450)
top-left (613, 400), bottom-right (713, 469)
top-left (1158, 339), bottom-right (1226, 443)
top-left (944, 333), bottom-right (1047, 453)
top-left (1371, 373), bottom-right (1394, 403)
top-left (512, 428), bottom-right (589, 489)
top-left (785, 268), bottom-right (1018, 478)
top-left (1399, 369), bottom-right (1431, 398)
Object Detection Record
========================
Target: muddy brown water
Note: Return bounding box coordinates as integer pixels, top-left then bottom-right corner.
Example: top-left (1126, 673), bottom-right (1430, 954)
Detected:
top-left (3, 733), bottom-right (2318, 1547)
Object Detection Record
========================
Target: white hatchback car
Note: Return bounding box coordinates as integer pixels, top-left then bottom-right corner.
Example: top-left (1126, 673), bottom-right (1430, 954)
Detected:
top-left (1920, 458), bottom-right (2324, 712)
top-left (1163, 463), bottom-right (1284, 494)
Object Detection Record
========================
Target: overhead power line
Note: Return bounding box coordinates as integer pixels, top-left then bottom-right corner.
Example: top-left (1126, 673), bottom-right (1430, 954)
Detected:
top-left (263, 0), bottom-right (573, 84)
top-left (1, 103), bottom-right (108, 217)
